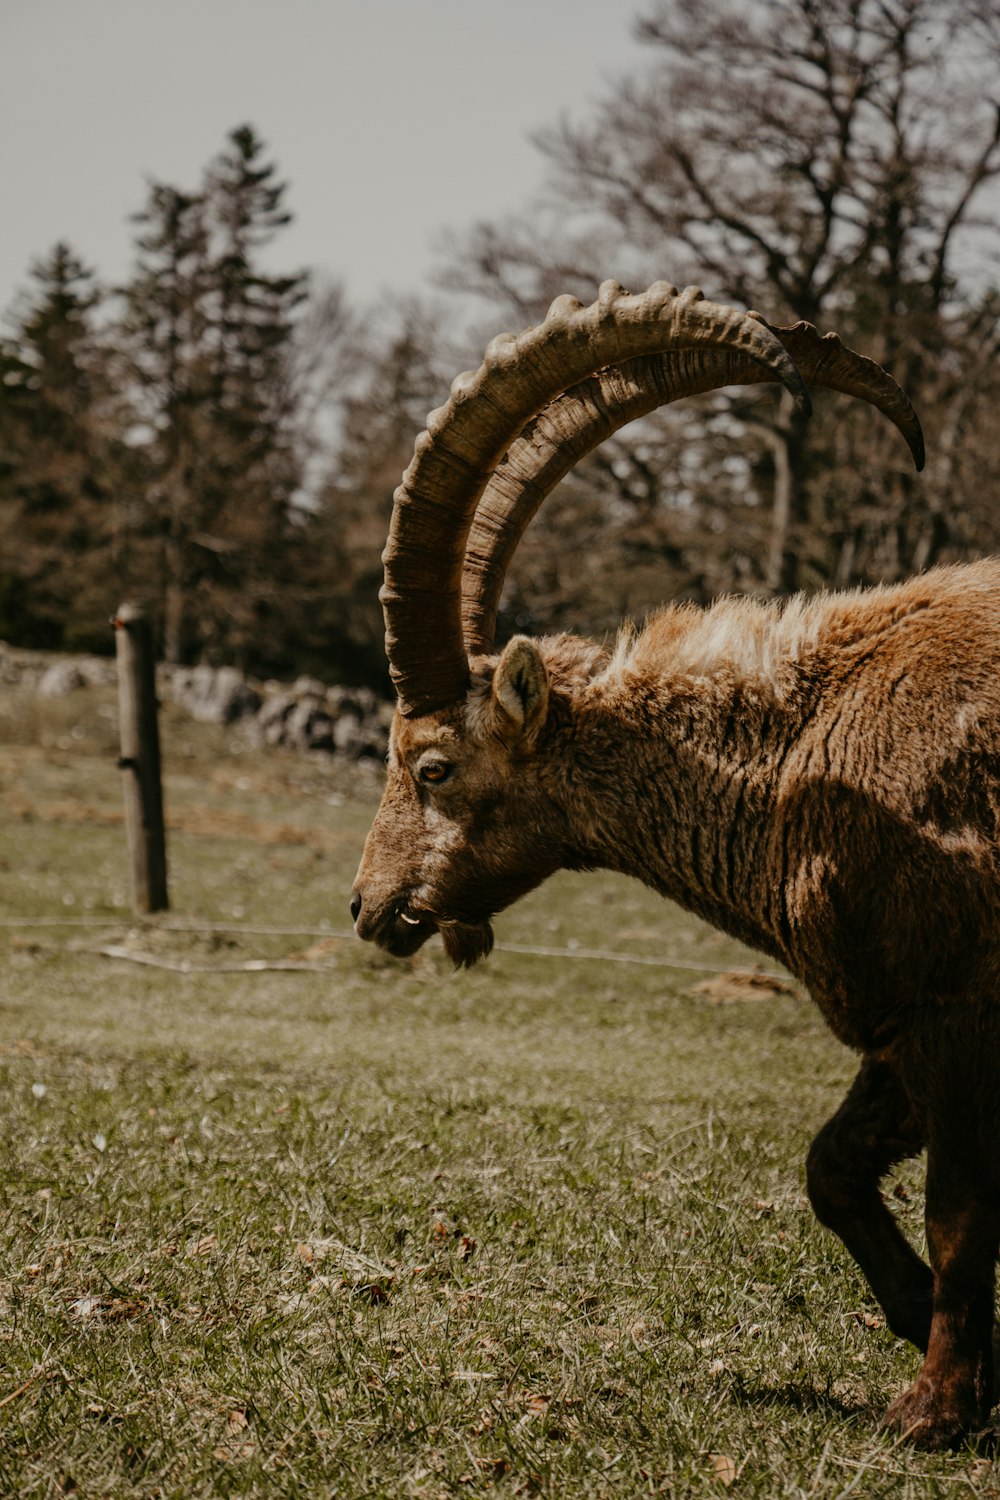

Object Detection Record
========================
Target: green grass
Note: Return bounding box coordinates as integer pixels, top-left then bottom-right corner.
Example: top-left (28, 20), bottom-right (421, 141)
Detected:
top-left (0, 674), bottom-right (996, 1496)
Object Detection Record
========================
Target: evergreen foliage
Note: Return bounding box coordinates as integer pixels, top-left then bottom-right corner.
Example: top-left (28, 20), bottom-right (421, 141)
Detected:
top-left (120, 128), bottom-right (309, 669)
top-left (0, 244), bottom-right (122, 652)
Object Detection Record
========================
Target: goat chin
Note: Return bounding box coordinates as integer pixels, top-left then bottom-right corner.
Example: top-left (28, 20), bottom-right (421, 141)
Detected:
top-left (440, 918), bottom-right (495, 969)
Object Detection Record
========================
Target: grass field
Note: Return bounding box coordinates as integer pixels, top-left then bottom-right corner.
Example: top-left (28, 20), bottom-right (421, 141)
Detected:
top-left (0, 672), bottom-right (997, 1496)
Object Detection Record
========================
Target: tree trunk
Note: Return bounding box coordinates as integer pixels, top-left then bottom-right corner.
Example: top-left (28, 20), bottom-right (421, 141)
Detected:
top-left (765, 388), bottom-right (810, 595)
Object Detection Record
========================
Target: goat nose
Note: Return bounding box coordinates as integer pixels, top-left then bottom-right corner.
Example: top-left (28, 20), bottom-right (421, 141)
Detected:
top-left (350, 890), bottom-right (362, 925)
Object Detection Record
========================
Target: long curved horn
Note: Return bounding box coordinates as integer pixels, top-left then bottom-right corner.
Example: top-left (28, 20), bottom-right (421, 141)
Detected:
top-left (461, 318), bottom-right (925, 657)
top-left (382, 282), bottom-right (813, 718)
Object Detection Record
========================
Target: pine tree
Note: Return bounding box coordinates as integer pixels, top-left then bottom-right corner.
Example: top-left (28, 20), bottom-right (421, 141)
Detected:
top-left (0, 243), bottom-right (122, 649)
top-left (198, 125), bottom-right (309, 668)
top-left (122, 182), bottom-right (214, 662)
top-left (120, 127), bottom-right (309, 667)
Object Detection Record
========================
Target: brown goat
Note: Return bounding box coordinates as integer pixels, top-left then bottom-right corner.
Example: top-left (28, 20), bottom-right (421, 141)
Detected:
top-left (351, 281), bottom-right (999, 1448)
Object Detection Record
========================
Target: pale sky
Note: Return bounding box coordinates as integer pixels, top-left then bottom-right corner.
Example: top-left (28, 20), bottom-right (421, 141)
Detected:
top-left (0, 0), bottom-right (648, 315)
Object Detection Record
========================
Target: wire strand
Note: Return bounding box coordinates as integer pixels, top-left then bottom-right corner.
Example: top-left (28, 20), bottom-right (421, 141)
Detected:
top-left (1, 915), bottom-right (789, 979)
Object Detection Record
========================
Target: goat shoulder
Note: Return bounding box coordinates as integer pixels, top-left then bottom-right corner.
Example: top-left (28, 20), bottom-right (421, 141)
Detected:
top-left (544, 562), bottom-right (1000, 1047)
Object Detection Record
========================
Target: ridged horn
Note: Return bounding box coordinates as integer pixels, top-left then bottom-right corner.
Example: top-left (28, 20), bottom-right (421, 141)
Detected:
top-left (382, 281), bottom-right (812, 718)
top-left (461, 318), bottom-right (925, 657)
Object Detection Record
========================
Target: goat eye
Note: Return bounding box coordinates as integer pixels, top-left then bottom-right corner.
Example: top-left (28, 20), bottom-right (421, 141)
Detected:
top-left (418, 760), bottom-right (452, 784)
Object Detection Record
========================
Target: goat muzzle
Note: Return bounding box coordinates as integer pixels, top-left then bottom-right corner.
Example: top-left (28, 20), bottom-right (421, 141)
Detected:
top-left (351, 887), bottom-right (437, 956)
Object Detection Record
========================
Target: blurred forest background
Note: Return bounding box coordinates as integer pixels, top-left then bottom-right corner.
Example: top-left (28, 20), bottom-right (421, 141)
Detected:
top-left (2, 0), bottom-right (999, 693)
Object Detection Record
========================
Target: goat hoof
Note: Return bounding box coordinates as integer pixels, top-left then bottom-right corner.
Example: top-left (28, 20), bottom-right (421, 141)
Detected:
top-left (882, 1378), bottom-right (976, 1450)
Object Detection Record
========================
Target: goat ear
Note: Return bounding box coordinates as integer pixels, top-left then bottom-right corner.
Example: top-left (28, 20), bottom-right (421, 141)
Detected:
top-left (491, 637), bottom-right (549, 743)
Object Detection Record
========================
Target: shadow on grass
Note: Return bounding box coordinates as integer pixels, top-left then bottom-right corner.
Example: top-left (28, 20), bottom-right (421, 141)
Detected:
top-left (736, 1372), bottom-right (1000, 1457)
top-left (732, 1373), bottom-right (870, 1421)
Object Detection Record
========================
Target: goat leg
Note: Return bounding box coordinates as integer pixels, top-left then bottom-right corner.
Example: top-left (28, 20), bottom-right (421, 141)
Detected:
top-left (881, 1149), bottom-right (998, 1448)
top-left (881, 1021), bottom-right (1000, 1450)
top-left (806, 1055), bottom-right (932, 1348)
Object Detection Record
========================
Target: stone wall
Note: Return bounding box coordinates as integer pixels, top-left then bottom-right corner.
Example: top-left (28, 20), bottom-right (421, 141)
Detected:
top-left (0, 645), bottom-right (391, 762)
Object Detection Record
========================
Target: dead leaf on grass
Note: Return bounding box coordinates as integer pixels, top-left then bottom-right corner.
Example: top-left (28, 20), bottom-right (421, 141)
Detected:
top-left (687, 968), bottom-right (798, 1005)
top-left (709, 1452), bottom-right (740, 1486)
top-left (294, 1238), bottom-right (395, 1281)
top-left (353, 1276), bottom-right (396, 1304)
top-left (213, 1441), bottom-right (256, 1462)
top-left (213, 1408), bottom-right (255, 1462)
top-left (284, 937), bottom-right (345, 963)
top-left (459, 1458), bottom-right (509, 1482)
top-left (523, 1393), bottom-right (548, 1415)
top-left (71, 1295), bottom-right (147, 1323)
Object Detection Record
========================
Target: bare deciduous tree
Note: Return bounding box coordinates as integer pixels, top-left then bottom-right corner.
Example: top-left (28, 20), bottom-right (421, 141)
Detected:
top-left (448, 0), bottom-right (1000, 607)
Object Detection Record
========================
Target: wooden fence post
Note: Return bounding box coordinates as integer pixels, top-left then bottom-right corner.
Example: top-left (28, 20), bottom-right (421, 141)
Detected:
top-left (113, 602), bottom-right (169, 913)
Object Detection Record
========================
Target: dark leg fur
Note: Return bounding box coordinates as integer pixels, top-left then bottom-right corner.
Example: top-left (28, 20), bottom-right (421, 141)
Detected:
top-left (806, 1055), bottom-right (932, 1348)
top-left (879, 1024), bottom-right (1000, 1449)
top-left (882, 1153), bottom-right (998, 1447)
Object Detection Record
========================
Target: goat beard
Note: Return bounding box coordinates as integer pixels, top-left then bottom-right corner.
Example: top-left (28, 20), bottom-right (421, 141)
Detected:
top-left (439, 917), bottom-right (495, 969)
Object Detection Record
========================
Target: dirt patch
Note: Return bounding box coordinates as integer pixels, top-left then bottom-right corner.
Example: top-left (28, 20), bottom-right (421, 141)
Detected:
top-left (686, 967), bottom-right (799, 1005)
